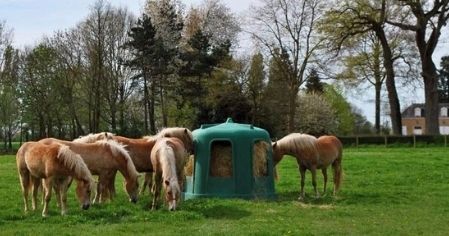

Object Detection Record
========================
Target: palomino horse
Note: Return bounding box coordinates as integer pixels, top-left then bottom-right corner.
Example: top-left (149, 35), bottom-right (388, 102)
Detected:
top-left (74, 128), bottom-right (194, 196)
top-left (16, 142), bottom-right (94, 217)
top-left (150, 137), bottom-right (188, 211)
top-left (39, 138), bottom-right (139, 204)
top-left (272, 133), bottom-right (343, 200)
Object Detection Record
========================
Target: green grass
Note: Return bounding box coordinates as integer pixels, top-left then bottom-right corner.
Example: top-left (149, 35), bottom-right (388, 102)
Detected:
top-left (1, 147), bottom-right (449, 235)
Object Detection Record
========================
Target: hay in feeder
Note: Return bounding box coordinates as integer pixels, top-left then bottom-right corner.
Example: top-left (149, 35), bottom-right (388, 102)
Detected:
top-left (210, 142), bottom-right (233, 177)
top-left (184, 154), bottom-right (194, 176)
top-left (253, 140), bottom-right (270, 177)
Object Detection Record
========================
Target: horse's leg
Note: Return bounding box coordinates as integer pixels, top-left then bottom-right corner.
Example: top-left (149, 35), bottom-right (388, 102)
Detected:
top-left (97, 175), bottom-right (107, 204)
top-left (298, 165), bottom-right (306, 201)
top-left (31, 177), bottom-right (41, 211)
top-left (42, 178), bottom-right (53, 217)
top-left (18, 171), bottom-right (30, 212)
top-left (58, 179), bottom-right (69, 216)
top-left (322, 168), bottom-right (328, 195)
top-left (151, 172), bottom-right (161, 210)
top-left (93, 176), bottom-right (102, 204)
top-left (311, 166), bottom-right (320, 198)
top-left (109, 171), bottom-right (117, 200)
top-left (140, 173), bottom-right (148, 195)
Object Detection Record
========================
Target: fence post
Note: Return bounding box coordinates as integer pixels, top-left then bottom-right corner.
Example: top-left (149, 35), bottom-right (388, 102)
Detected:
top-left (356, 136), bottom-right (359, 148)
top-left (384, 136), bottom-right (387, 148)
top-left (445, 135), bottom-right (447, 147)
top-left (413, 135), bottom-right (416, 148)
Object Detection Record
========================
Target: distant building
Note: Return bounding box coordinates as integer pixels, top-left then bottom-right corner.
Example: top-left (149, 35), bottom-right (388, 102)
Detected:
top-left (401, 103), bottom-right (449, 135)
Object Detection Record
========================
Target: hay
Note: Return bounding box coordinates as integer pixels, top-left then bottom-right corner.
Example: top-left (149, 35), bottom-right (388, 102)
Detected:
top-left (184, 155), bottom-right (194, 176)
top-left (253, 140), bottom-right (270, 177)
top-left (210, 142), bottom-right (233, 177)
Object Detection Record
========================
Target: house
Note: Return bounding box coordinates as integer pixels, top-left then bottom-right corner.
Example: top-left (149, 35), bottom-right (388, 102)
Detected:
top-left (401, 103), bottom-right (449, 135)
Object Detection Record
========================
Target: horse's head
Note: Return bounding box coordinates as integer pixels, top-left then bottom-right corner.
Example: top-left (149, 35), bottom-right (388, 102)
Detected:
top-left (161, 128), bottom-right (194, 154)
top-left (271, 141), bottom-right (283, 166)
top-left (124, 175), bottom-right (139, 204)
top-left (76, 178), bottom-right (94, 210)
top-left (164, 179), bottom-right (181, 211)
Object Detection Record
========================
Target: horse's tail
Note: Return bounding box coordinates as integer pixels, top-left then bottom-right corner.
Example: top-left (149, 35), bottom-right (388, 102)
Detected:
top-left (332, 146), bottom-right (343, 194)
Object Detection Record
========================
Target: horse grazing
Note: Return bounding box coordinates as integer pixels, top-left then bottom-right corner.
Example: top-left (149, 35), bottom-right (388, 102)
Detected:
top-left (16, 142), bottom-right (94, 217)
top-left (39, 138), bottom-right (139, 204)
top-left (272, 133), bottom-right (343, 200)
top-left (150, 137), bottom-right (188, 211)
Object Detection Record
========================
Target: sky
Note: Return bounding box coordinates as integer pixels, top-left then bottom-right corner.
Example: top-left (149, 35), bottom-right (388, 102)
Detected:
top-left (1, 0), bottom-right (448, 125)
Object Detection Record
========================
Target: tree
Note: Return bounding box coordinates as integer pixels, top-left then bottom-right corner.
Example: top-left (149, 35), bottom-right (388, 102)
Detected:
top-left (247, 52), bottom-right (266, 125)
top-left (0, 45), bottom-right (20, 151)
top-left (336, 34), bottom-right (385, 134)
top-left (322, 85), bottom-right (355, 135)
top-left (146, 0), bottom-right (184, 127)
top-left (320, 0), bottom-right (406, 135)
top-left (438, 56), bottom-right (449, 102)
top-left (387, 1), bottom-right (449, 135)
top-left (296, 92), bottom-right (337, 135)
top-left (305, 68), bottom-right (324, 94)
top-left (124, 13), bottom-right (158, 134)
top-left (262, 49), bottom-right (290, 137)
top-left (247, 0), bottom-right (325, 133)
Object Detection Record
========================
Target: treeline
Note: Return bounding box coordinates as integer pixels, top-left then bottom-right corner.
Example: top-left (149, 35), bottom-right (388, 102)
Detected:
top-left (1, 0), bottom-right (449, 152)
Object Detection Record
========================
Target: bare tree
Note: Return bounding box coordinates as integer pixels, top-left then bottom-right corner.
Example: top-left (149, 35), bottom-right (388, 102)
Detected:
top-left (246, 0), bottom-right (325, 132)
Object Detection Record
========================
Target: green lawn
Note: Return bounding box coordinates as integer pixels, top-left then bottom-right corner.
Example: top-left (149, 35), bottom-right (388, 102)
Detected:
top-left (1, 147), bottom-right (449, 235)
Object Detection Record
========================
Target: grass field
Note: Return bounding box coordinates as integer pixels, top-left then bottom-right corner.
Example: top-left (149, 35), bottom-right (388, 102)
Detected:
top-left (1, 147), bottom-right (449, 235)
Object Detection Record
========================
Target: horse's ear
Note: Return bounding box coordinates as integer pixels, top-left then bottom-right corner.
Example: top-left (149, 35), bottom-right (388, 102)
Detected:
top-left (272, 142), bottom-right (277, 148)
top-left (184, 128), bottom-right (188, 134)
top-left (164, 180), bottom-right (170, 186)
top-left (164, 133), bottom-right (171, 138)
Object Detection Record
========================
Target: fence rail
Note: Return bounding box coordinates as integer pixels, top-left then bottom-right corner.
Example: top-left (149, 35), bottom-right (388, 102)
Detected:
top-left (337, 135), bottom-right (449, 148)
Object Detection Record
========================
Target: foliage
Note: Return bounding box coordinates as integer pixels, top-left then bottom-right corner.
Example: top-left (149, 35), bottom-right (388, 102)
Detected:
top-left (2, 147), bottom-right (449, 234)
top-left (296, 92), bottom-right (337, 135)
top-left (322, 85), bottom-right (355, 135)
top-left (305, 68), bottom-right (324, 94)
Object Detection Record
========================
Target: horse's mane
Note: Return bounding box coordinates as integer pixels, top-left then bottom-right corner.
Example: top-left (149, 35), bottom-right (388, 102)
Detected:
top-left (97, 140), bottom-right (138, 179)
top-left (73, 132), bottom-right (114, 143)
top-left (277, 133), bottom-right (318, 157)
top-left (142, 135), bottom-right (158, 142)
top-left (57, 145), bottom-right (94, 184)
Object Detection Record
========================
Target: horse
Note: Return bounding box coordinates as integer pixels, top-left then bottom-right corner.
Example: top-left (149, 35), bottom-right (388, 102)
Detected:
top-left (150, 137), bottom-right (188, 211)
top-left (140, 127), bottom-right (194, 194)
top-left (272, 133), bottom-right (343, 200)
top-left (16, 142), bottom-right (94, 217)
top-left (38, 138), bottom-right (139, 204)
top-left (74, 128), bottom-right (194, 196)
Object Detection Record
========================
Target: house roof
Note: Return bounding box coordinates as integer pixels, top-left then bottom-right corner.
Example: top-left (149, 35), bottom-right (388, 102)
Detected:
top-left (402, 103), bottom-right (449, 118)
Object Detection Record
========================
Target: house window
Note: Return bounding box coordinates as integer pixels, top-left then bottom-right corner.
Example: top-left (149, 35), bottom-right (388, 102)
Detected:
top-left (402, 126), bottom-right (407, 135)
top-left (440, 126), bottom-right (449, 135)
top-left (413, 126), bottom-right (422, 135)
top-left (441, 107), bottom-right (448, 117)
top-left (414, 107), bottom-right (421, 117)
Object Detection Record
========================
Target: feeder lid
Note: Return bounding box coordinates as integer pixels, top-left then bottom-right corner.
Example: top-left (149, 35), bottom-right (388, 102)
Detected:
top-left (194, 117), bottom-right (268, 139)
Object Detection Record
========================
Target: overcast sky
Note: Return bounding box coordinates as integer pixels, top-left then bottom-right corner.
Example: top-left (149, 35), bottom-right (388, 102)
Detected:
top-left (1, 0), bottom-right (448, 124)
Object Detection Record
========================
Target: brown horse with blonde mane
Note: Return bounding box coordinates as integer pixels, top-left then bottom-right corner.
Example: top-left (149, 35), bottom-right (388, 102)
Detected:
top-left (17, 142), bottom-right (94, 217)
top-left (74, 128), bottom-right (194, 197)
top-left (39, 138), bottom-right (139, 204)
top-left (150, 137), bottom-right (188, 211)
top-left (272, 133), bottom-right (343, 200)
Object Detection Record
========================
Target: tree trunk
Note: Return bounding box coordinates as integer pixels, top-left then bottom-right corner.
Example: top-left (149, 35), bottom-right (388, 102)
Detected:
top-left (288, 85), bottom-right (298, 133)
top-left (374, 81), bottom-right (381, 134)
top-left (375, 25), bottom-right (402, 135)
top-left (423, 61), bottom-right (440, 134)
top-left (149, 78), bottom-right (156, 134)
top-left (143, 72), bottom-right (149, 134)
top-left (160, 75), bottom-right (168, 127)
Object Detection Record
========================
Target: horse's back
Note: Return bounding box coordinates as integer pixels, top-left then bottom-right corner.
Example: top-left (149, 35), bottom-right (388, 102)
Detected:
top-left (317, 135), bottom-right (342, 164)
top-left (23, 142), bottom-right (62, 178)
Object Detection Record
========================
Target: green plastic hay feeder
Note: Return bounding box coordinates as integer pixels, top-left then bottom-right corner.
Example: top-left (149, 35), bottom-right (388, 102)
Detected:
top-left (183, 118), bottom-right (276, 200)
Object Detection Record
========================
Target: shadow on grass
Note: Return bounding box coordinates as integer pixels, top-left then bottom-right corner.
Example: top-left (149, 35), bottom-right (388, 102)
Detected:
top-left (182, 200), bottom-right (251, 220)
